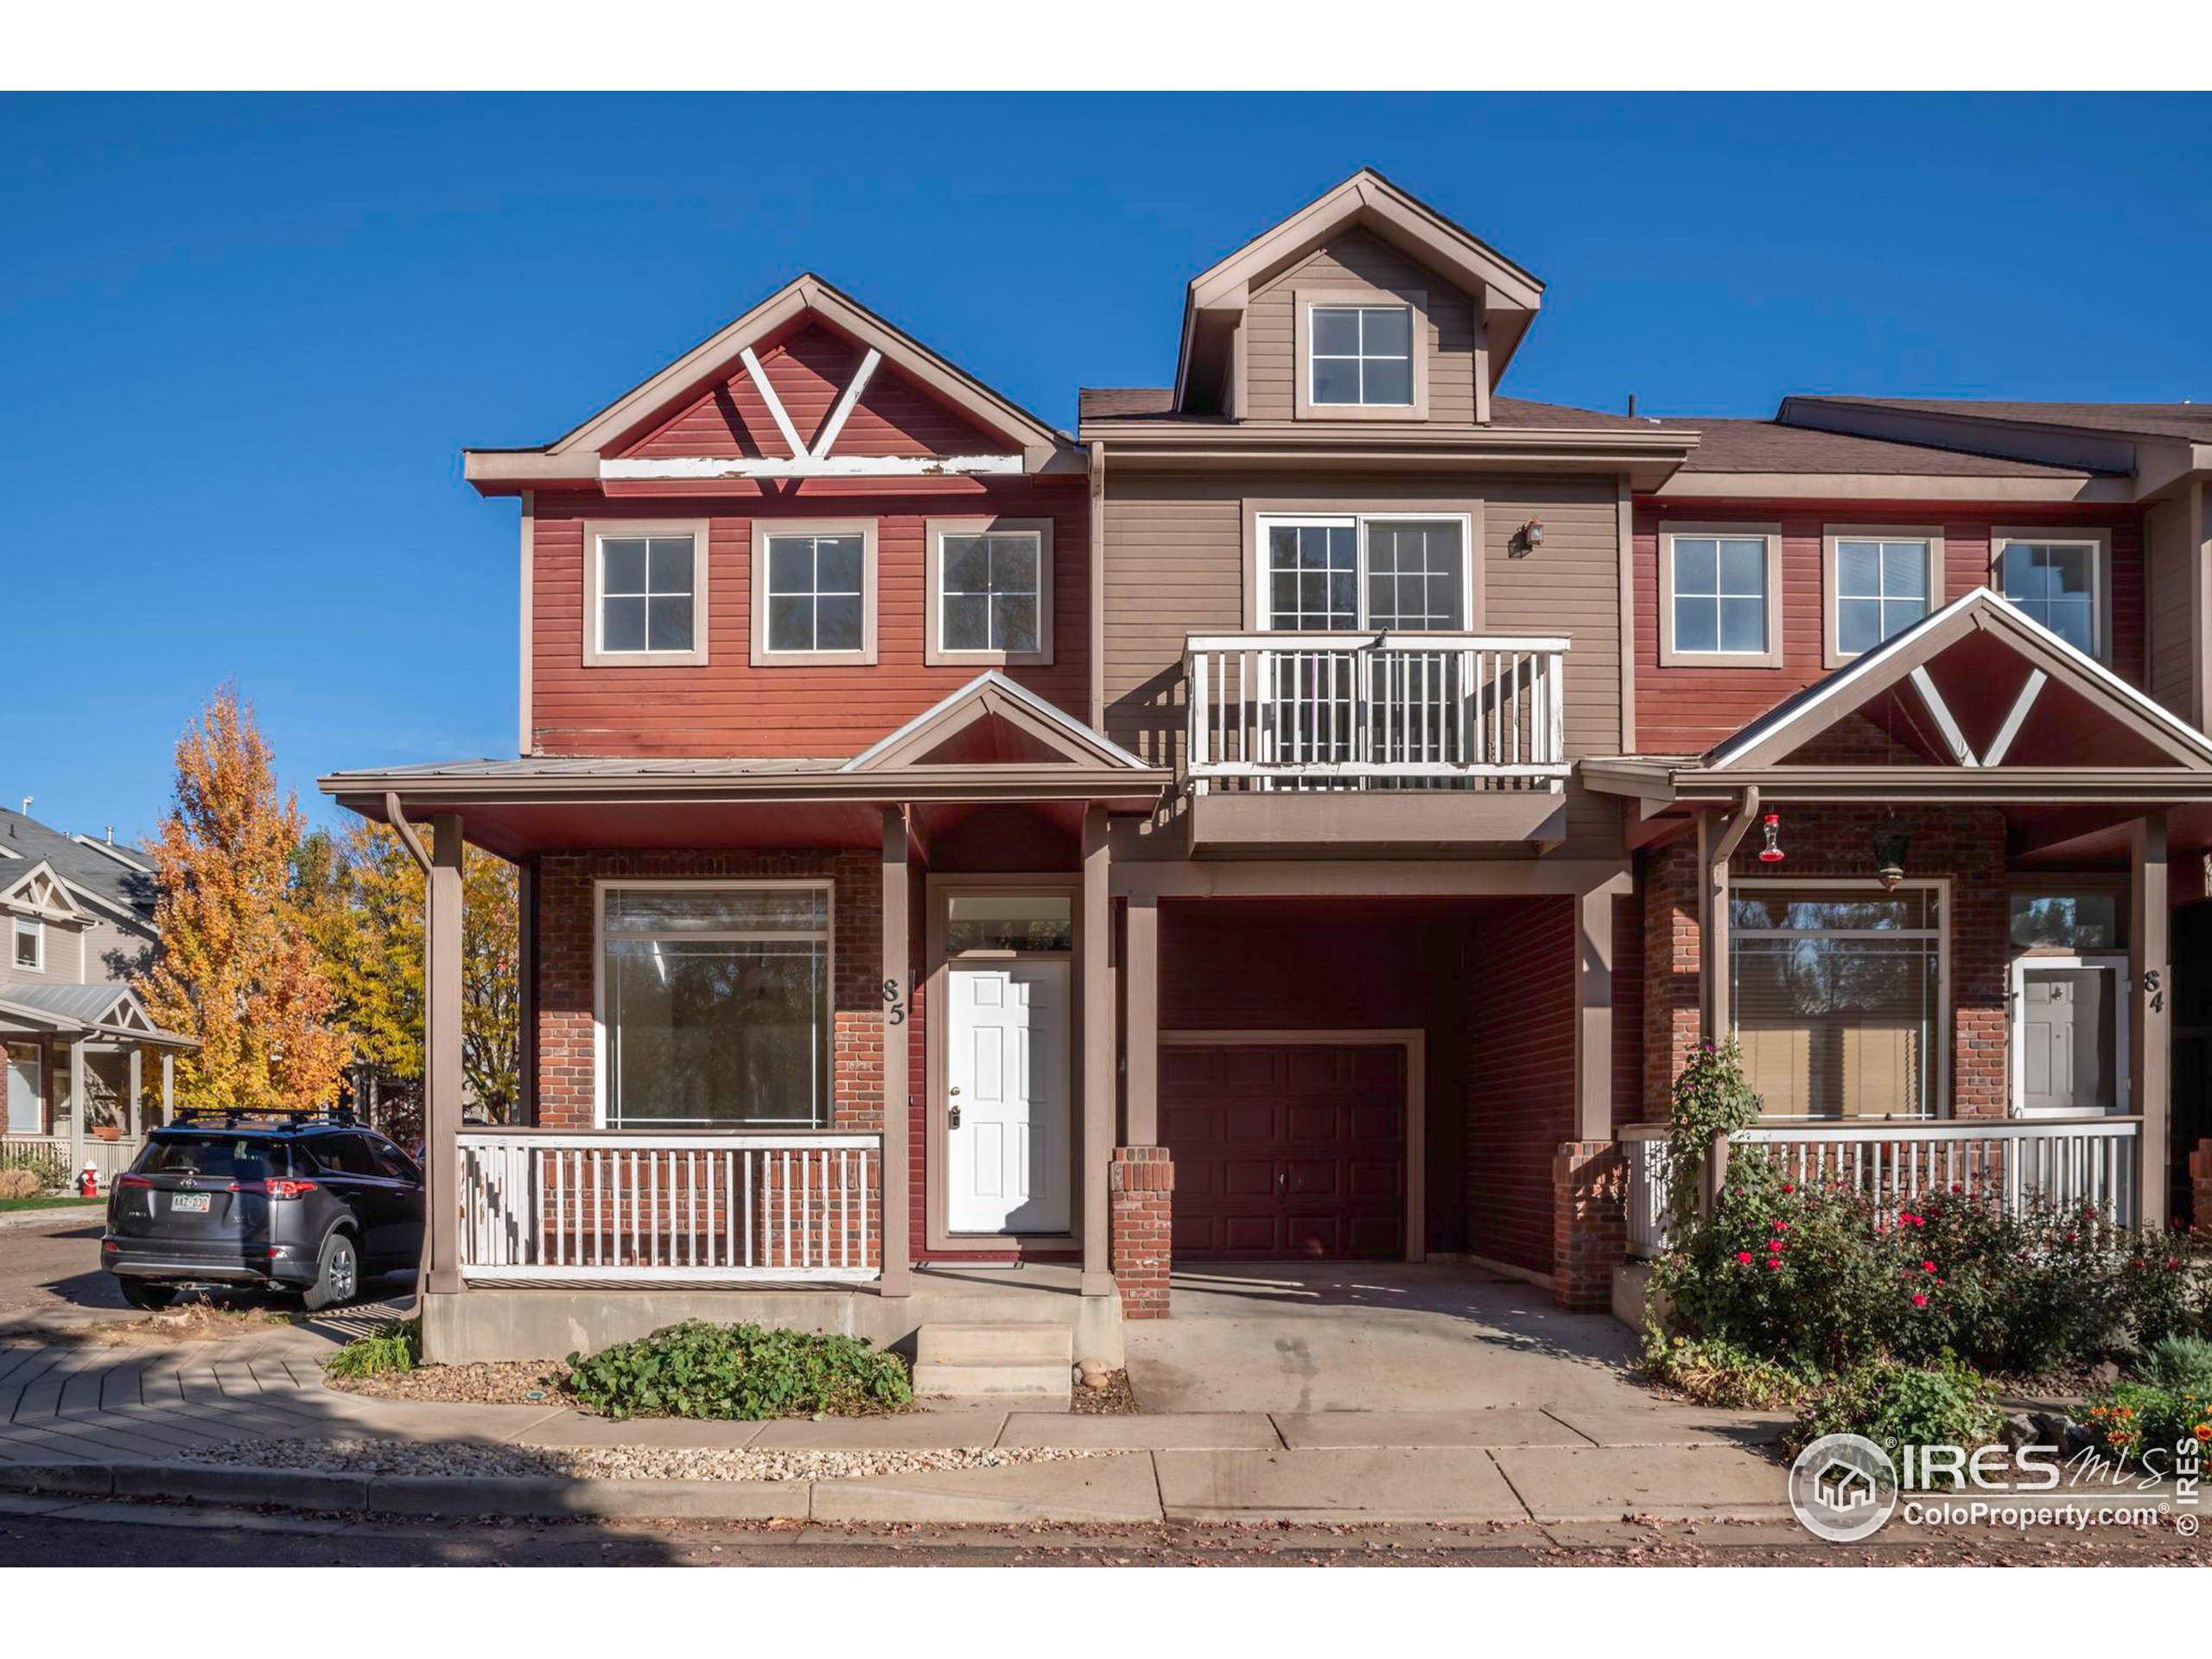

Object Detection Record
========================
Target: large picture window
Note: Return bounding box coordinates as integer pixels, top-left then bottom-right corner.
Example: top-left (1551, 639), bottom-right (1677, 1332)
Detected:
top-left (1730, 883), bottom-right (1945, 1121)
top-left (599, 883), bottom-right (833, 1128)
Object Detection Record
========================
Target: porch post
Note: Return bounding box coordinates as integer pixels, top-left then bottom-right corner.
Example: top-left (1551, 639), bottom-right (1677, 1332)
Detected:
top-left (127, 1046), bottom-right (143, 1143)
top-left (879, 807), bottom-right (912, 1297)
top-left (424, 813), bottom-right (466, 1294)
top-left (160, 1052), bottom-right (173, 1125)
top-left (1575, 887), bottom-right (1613, 1143)
top-left (1080, 804), bottom-right (1115, 1298)
top-left (1125, 894), bottom-right (1159, 1146)
top-left (2132, 811), bottom-right (2171, 1231)
top-left (1698, 808), bottom-right (1730, 1043)
top-left (67, 1037), bottom-right (86, 1185)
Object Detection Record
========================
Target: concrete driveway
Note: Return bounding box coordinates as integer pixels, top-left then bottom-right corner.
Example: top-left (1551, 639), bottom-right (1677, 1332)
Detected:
top-left (1125, 1262), bottom-right (1736, 1430)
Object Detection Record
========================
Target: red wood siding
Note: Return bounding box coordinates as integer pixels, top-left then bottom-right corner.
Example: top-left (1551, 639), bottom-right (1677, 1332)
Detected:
top-left (1630, 499), bottom-right (2147, 755)
top-left (1464, 897), bottom-right (1576, 1275)
top-left (615, 322), bottom-right (1007, 461)
top-left (528, 478), bottom-right (1090, 756)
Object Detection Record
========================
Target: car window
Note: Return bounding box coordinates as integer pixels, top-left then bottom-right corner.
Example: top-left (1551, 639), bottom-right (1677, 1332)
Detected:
top-left (308, 1134), bottom-right (384, 1177)
top-left (367, 1138), bottom-right (419, 1182)
top-left (136, 1135), bottom-right (291, 1182)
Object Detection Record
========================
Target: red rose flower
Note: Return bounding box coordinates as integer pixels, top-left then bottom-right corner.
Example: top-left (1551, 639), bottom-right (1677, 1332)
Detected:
top-left (1911, 1294), bottom-right (1929, 1307)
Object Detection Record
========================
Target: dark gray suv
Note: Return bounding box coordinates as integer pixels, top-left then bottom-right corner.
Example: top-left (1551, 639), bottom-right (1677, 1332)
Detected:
top-left (102, 1110), bottom-right (424, 1310)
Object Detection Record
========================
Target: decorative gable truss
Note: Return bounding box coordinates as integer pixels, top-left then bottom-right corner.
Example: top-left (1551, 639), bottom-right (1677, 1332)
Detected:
top-left (0, 861), bottom-right (86, 925)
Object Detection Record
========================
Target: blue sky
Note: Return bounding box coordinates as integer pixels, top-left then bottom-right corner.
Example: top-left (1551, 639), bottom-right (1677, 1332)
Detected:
top-left (4, 92), bottom-right (2207, 847)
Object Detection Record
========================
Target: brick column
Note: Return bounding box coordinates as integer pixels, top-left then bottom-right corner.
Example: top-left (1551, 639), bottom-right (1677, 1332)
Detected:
top-left (2190, 1140), bottom-right (2212, 1237)
top-left (1553, 1139), bottom-right (1624, 1312)
top-left (1109, 1146), bottom-right (1173, 1319)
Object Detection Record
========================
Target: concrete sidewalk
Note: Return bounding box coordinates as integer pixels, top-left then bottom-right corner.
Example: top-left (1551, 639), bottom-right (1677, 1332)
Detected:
top-left (0, 1325), bottom-right (1796, 1525)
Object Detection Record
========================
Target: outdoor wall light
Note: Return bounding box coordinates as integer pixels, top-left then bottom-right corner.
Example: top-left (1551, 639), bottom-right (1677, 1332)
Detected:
top-left (1758, 810), bottom-right (1786, 863)
top-left (1517, 518), bottom-right (1546, 552)
top-left (1873, 829), bottom-right (1910, 890)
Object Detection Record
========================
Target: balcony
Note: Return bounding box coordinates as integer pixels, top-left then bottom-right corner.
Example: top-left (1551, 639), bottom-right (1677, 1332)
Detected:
top-left (1180, 632), bottom-right (1571, 852)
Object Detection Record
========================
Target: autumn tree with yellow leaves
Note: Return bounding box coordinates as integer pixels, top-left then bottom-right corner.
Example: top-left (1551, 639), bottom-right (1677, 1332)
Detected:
top-left (137, 687), bottom-right (349, 1110)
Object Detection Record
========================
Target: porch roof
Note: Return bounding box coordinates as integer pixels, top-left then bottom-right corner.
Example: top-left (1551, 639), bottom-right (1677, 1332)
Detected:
top-left (0, 982), bottom-right (194, 1047)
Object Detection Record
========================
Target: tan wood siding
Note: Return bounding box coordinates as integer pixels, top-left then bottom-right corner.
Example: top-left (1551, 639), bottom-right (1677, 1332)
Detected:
top-left (2145, 493), bottom-right (2196, 723)
top-left (1100, 469), bottom-right (1623, 856)
top-left (1243, 230), bottom-right (1479, 423)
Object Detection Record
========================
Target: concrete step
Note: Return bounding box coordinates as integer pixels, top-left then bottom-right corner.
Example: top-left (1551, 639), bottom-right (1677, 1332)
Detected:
top-left (912, 1323), bottom-right (1073, 1408)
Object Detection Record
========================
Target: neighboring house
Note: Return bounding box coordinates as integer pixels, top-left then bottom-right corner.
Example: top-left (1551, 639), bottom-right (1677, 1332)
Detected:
top-left (321, 170), bottom-right (2212, 1361)
top-left (0, 805), bottom-right (192, 1184)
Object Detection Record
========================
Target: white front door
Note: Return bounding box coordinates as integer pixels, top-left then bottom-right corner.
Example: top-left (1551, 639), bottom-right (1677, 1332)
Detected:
top-left (947, 960), bottom-right (1070, 1234)
top-left (2011, 955), bottom-right (2128, 1117)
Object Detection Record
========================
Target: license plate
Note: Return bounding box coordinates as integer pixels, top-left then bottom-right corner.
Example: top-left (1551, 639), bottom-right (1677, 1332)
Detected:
top-left (169, 1192), bottom-right (210, 1213)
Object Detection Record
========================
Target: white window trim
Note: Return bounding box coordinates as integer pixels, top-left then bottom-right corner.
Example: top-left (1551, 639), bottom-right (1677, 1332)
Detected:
top-left (1293, 286), bottom-right (1430, 421)
top-left (2006, 952), bottom-right (2130, 1120)
top-left (1990, 527), bottom-right (2112, 664)
top-left (581, 518), bottom-right (710, 668)
top-left (1822, 524), bottom-right (1946, 669)
top-left (592, 878), bottom-right (837, 1131)
top-left (11, 917), bottom-right (42, 974)
top-left (924, 516), bottom-right (1055, 667)
top-left (1730, 875), bottom-right (1952, 1122)
top-left (1657, 522), bottom-right (1786, 669)
top-left (1249, 511), bottom-right (1478, 632)
top-left (749, 519), bottom-right (880, 667)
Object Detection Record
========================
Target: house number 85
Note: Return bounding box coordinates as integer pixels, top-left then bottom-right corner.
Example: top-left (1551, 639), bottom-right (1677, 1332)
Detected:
top-left (882, 977), bottom-right (906, 1025)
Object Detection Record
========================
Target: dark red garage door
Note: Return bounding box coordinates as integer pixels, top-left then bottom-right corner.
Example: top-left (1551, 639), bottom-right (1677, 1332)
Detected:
top-left (1160, 1041), bottom-right (1407, 1260)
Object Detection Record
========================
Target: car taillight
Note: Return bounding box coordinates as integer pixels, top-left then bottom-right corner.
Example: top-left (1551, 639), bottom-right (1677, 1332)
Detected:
top-left (231, 1179), bottom-right (318, 1199)
top-left (116, 1173), bottom-right (152, 1189)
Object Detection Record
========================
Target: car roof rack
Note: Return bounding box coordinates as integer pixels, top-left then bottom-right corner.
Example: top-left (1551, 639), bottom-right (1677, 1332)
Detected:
top-left (167, 1105), bottom-right (359, 1131)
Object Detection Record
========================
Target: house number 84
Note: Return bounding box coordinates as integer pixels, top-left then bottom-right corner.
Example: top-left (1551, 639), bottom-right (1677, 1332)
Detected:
top-left (2142, 969), bottom-right (2164, 1014)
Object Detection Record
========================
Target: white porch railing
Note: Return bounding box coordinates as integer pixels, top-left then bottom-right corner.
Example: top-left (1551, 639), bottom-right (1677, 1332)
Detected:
top-left (457, 1132), bottom-right (881, 1284)
top-left (1184, 632), bottom-right (1570, 791)
top-left (1621, 1116), bottom-right (2143, 1259)
top-left (2, 1133), bottom-right (143, 1191)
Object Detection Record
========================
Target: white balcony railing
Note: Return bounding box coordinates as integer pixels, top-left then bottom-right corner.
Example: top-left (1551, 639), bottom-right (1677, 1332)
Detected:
top-left (457, 1131), bottom-right (880, 1283)
top-left (1184, 632), bottom-right (1570, 791)
top-left (1621, 1116), bottom-right (2143, 1259)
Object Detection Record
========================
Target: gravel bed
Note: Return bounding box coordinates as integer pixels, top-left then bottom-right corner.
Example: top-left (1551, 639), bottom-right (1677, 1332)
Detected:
top-left (175, 1436), bottom-right (1105, 1483)
top-left (323, 1360), bottom-right (573, 1405)
top-left (1071, 1368), bottom-right (1139, 1414)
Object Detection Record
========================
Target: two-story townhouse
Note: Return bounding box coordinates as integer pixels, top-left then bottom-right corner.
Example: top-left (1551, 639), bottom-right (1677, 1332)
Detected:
top-left (0, 805), bottom-right (192, 1187)
top-left (322, 171), bottom-right (2212, 1362)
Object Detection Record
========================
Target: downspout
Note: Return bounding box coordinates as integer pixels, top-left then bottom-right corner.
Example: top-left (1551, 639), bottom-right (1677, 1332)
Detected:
top-left (384, 793), bottom-right (432, 874)
top-left (1088, 439), bottom-right (1106, 733)
top-left (1702, 783), bottom-right (1761, 1043)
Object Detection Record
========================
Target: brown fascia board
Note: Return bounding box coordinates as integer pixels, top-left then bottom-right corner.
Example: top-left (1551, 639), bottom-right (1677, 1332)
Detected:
top-left (1586, 764), bottom-right (2212, 807)
top-left (1082, 420), bottom-right (1698, 488)
top-left (461, 274), bottom-right (1077, 484)
top-left (1172, 169), bottom-right (1546, 407)
top-left (1656, 470), bottom-right (2125, 505)
top-left (320, 766), bottom-right (1173, 812)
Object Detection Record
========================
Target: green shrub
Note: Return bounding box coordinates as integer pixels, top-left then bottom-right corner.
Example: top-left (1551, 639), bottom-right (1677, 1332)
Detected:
top-left (1640, 1330), bottom-right (1815, 1409)
top-left (565, 1320), bottom-right (912, 1421)
top-left (1663, 1040), bottom-right (1763, 1223)
top-left (0, 1145), bottom-right (65, 1190)
top-left (2082, 1380), bottom-right (2212, 1470)
top-left (1789, 1356), bottom-right (2003, 1484)
top-left (2113, 1239), bottom-right (2200, 1351)
top-left (2138, 1332), bottom-right (2212, 1394)
top-left (323, 1318), bottom-right (422, 1378)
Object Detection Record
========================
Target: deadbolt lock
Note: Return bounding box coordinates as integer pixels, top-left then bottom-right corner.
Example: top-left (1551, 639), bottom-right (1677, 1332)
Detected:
top-left (948, 1104), bottom-right (962, 1129)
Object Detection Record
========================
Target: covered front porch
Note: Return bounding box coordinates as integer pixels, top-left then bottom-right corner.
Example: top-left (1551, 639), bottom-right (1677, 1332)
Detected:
top-left (320, 673), bottom-right (1173, 1359)
top-left (2, 984), bottom-right (191, 1191)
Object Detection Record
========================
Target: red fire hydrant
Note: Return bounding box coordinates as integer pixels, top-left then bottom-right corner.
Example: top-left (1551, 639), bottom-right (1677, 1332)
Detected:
top-left (77, 1161), bottom-right (99, 1198)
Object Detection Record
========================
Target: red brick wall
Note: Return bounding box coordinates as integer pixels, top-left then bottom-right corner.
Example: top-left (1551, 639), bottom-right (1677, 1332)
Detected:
top-left (1638, 795), bottom-right (2010, 1120)
top-left (534, 849), bottom-right (884, 1132)
top-left (1553, 1140), bottom-right (1625, 1311)
top-left (1109, 1146), bottom-right (1173, 1318)
top-left (1630, 498), bottom-right (2146, 755)
top-left (1465, 897), bottom-right (1577, 1274)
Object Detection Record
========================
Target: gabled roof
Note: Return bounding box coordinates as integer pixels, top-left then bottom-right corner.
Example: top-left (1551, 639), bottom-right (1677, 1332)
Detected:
top-left (0, 808), bottom-right (158, 929)
top-left (465, 273), bottom-right (1075, 484)
top-left (1707, 587), bottom-right (2212, 773)
top-left (1173, 168), bottom-right (1546, 410)
top-left (0, 982), bottom-right (193, 1046)
top-left (0, 860), bottom-right (86, 924)
top-left (842, 672), bottom-right (1154, 773)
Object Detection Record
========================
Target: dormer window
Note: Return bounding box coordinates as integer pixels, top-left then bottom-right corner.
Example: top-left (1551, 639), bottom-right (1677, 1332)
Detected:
top-left (1310, 305), bottom-right (1413, 406)
top-left (1294, 289), bottom-right (1430, 420)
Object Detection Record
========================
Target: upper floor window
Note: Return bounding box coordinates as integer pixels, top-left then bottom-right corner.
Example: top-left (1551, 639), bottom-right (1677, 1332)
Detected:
top-left (750, 521), bottom-right (878, 667)
top-left (1659, 524), bottom-right (1783, 667)
top-left (1994, 531), bottom-right (2106, 658)
top-left (926, 518), bottom-right (1054, 666)
top-left (583, 520), bottom-right (709, 667)
top-left (1310, 305), bottom-right (1413, 407)
top-left (1257, 514), bottom-right (1471, 632)
top-left (1294, 289), bottom-right (1429, 420)
top-left (11, 918), bottom-right (41, 973)
top-left (1826, 528), bottom-right (1941, 665)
